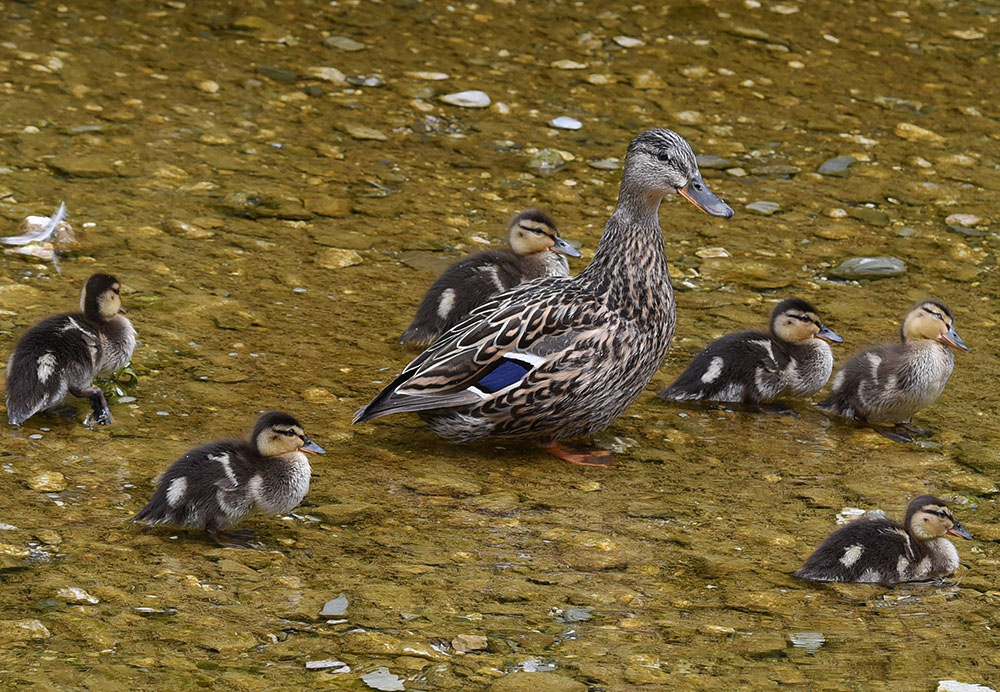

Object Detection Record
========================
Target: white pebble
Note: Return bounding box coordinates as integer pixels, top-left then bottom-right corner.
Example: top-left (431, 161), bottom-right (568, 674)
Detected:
top-left (440, 90), bottom-right (491, 108)
top-left (613, 36), bottom-right (644, 48)
top-left (550, 116), bottom-right (582, 130)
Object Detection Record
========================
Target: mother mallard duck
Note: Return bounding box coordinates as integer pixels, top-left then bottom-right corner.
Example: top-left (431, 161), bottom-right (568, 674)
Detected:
top-left (354, 128), bottom-right (734, 465)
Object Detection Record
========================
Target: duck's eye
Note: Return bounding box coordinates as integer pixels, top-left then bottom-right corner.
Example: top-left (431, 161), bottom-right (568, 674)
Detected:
top-left (656, 152), bottom-right (671, 162)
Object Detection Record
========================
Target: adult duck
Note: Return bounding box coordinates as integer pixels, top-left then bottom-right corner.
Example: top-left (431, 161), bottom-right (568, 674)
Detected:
top-left (354, 128), bottom-right (734, 465)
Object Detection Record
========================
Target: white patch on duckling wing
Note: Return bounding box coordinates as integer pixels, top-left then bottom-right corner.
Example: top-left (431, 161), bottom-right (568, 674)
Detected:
top-left (36, 353), bottom-right (57, 384)
top-left (750, 339), bottom-right (775, 364)
top-left (896, 554), bottom-right (910, 577)
top-left (700, 356), bottom-right (724, 384)
top-left (840, 544), bottom-right (864, 568)
top-left (437, 289), bottom-right (456, 320)
top-left (866, 353), bottom-right (882, 379)
top-left (166, 476), bottom-right (187, 508)
top-left (477, 266), bottom-right (506, 293)
top-left (209, 452), bottom-right (237, 490)
top-left (857, 568), bottom-right (882, 584)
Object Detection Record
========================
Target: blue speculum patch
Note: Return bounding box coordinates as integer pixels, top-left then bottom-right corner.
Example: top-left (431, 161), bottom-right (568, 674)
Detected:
top-left (476, 359), bottom-right (531, 393)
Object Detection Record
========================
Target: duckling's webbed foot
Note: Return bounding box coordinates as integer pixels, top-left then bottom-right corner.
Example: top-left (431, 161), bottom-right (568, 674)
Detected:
top-left (206, 528), bottom-right (260, 550)
top-left (72, 385), bottom-right (113, 426)
top-left (543, 441), bottom-right (613, 468)
top-left (754, 402), bottom-right (798, 416)
top-left (899, 423), bottom-right (933, 439)
top-left (872, 425), bottom-right (914, 443)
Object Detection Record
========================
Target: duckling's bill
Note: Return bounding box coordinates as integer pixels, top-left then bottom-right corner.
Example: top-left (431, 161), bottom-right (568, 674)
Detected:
top-left (940, 324), bottom-right (969, 352)
top-left (550, 235), bottom-right (583, 258)
top-left (816, 324), bottom-right (843, 343)
top-left (299, 437), bottom-right (326, 454)
top-left (948, 521), bottom-right (973, 540)
top-left (677, 173), bottom-right (733, 218)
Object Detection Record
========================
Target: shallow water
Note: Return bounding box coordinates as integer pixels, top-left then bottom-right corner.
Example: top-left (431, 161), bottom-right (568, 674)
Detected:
top-left (1, 0), bottom-right (999, 689)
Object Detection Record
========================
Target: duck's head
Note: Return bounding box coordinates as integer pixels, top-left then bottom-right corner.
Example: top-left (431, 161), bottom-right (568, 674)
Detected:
top-left (81, 273), bottom-right (127, 322)
top-left (770, 297), bottom-right (843, 345)
top-left (507, 209), bottom-right (582, 259)
top-left (622, 128), bottom-right (734, 218)
top-left (901, 300), bottom-right (969, 352)
top-left (906, 495), bottom-right (972, 541)
top-left (253, 411), bottom-right (326, 457)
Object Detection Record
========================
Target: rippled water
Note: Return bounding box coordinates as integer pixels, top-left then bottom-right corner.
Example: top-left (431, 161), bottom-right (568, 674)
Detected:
top-left (1, 1), bottom-right (998, 690)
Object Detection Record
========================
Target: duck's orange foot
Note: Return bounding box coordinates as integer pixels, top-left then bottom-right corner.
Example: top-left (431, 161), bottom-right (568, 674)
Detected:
top-left (543, 441), bottom-right (614, 467)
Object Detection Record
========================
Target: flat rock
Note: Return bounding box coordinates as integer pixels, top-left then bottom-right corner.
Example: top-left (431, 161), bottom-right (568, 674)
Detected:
top-left (895, 122), bottom-right (945, 143)
top-left (550, 59), bottom-right (587, 70)
top-left (696, 155), bottom-right (732, 169)
top-left (452, 633), bottom-right (487, 653)
top-left (745, 200), bottom-right (780, 216)
top-left (848, 206), bottom-right (891, 227)
top-left (26, 471), bottom-right (67, 492)
top-left (831, 256), bottom-right (906, 279)
top-left (316, 248), bottom-right (363, 269)
top-left (325, 36), bottom-right (366, 51)
top-left (817, 156), bottom-right (856, 176)
top-left (56, 587), bottom-right (99, 605)
top-left (306, 66), bottom-right (347, 85)
top-left (311, 502), bottom-right (376, 524)
top-left (489, 672), bottom-right (586, 692)
top-left (342, 123), bottom-right (387, 140)
top-left (0, 619), bottom-right (51, 644)
top-left (403, 472), bottom-right (481, 497)
top-left (440, 90), bottom-right (490, 108)
top-left (938, 682), bottom-right (995, 692)
top-left (527, 149), bottom-right (567, 177)
top-left (305, 196), bottom-right (351, 218)
top-left (47, 156), bottom-right (117, 178)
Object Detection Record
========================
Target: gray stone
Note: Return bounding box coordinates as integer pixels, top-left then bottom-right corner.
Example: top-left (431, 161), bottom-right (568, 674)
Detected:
top-left (818, 156), bottom-right (856, 176)
top-left (848, 206), bottom-right (891, 227)
top-left (745, 201), bottom-right (780, 216)
top-left (831, 256), bottom-right (907, 279)
top-left (587, 158), bottom-right (620, 170)
top-left (320, 593), bottom-right (349, 617)
top-left (697, 155), bottom-right (733, 169)
top-left (527, 149), bottom-right (568, 177)
top-left (325, 36), bottom-right (366, 51)
top-left (255, 66), bottom-right (298, 83)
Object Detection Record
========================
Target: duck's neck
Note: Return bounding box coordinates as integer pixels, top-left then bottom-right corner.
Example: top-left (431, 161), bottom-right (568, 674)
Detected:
top-left (580, 184), bottom-right (672, 317)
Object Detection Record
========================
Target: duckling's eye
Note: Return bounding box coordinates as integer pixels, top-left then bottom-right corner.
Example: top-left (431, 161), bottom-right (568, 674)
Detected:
top-left (529, 228), bottom-right (546, 236)
top-left (276, 428), bottom-right (296, 437)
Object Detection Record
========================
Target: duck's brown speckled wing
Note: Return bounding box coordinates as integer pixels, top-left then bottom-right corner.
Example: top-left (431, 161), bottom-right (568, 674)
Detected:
top-left (354, 276), bottom-right (617, 423)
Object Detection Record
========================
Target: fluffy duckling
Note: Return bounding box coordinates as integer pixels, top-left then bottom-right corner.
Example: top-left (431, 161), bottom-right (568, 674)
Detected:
top-left (816, 300), bottom-right (968, 442)
top-left (5, 273), bottom-right (136, 427)
top-left (794, 495), bottom-right (972, 586)
top-left (399, 209), bottom-right (582, 345)
top-left (132, 412), bottom-right (325, 547)
top-left (658, 298), bottom-right (842, 409)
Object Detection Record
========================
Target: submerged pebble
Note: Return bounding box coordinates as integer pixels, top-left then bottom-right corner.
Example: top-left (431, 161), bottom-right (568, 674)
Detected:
top-left (527, 149), bottom-right (568, 177)
top-left (26, 472), bottom-right (67, 492)
top-left (0, 619), bottom-right (51, 644)
top-left (56, 587), bottom-right (100, 605)
top-left (831, 256), bottom-right (906, 279)
top-left (937, 683), bottom-right (995, 692)
top-left (305, 659), bottom-right (351, 672)
top-left (817, 156), bottom-right (856, 176)
top-left (549, 116), bottom-right (582, 130)
top-left (745, 201), bottom-right (781, 215)
top-left (788, 632), bottom-right (826, 652)
top-left (320, 593), bottom-right (349, 617)
top-left (440, 90), bottom-right (490, 108)
top-left (361, 667), bottom-right (405, 691)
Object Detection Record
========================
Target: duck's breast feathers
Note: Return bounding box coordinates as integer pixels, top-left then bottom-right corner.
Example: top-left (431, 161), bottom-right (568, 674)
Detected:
top-left (356, 278), bottom-right (614, 423)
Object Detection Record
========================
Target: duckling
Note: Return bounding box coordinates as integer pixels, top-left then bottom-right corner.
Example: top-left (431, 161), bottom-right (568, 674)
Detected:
top-left (658, 297), bottom-right (842, 410)
top-left (132, 412), bottom-right (325, 547)
top-left (816, 300), bottom-right (968, 442)
top-left (794, 495), bottom-right (972, 586)
top-left (5, 273), bottom-right (136, 427)
top-left (399, 209), bottom-right (582, 345)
